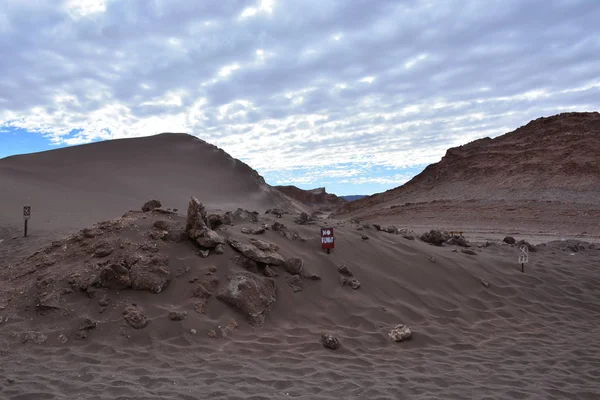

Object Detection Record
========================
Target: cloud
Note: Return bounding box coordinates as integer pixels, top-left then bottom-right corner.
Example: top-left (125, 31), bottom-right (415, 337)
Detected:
top-left (1, 0), bottom-right (599, 194)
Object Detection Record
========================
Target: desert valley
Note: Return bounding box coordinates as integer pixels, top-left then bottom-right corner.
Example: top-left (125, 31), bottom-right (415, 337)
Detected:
top-left (1, 112), bottom-right (600, 399)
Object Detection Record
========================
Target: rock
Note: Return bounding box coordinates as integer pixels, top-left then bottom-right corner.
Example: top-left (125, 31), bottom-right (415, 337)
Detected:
top-left (214, 244), bottom-right (225, 254)
top-left (190, 329), bottom-right (197, 334)
top-left (168, 311), bottom-right (188, 321)
top-left (516, 240), bottom-right (537, 252)
top-left (76, 331), bottom-right (88, 340)
top-left (480, 278), bottom-right (490, 288)
top-left (251, 227), bottom-right (266, 235)
top-left (196, 229), bottom-right (225, 249)
top-left (267, 208), bottom-right (283, 218)
top-left (337, 264), bottom-right (353, 277)
top-left (153, 220), bottom-right (169, 231)
top-left (461, 249), bottom-right (477, 256)
top-left (446, 235), bottom-right (470, 247)
top-left (98, 263), bottom-right (131, 290)
top-left (241, 227), bottom-right (252, 234)
top-left (234, 208), bottom-right (259, 223)
top-left (198, 249), bottom-right (210, 258)
top-left (93, 242), bottom-right (113, 258)
top-left (340, 276), bottom-right (361, 290)
top-left (272, 222), bottom-right (286, 231)
top-left (36, 291), bottom-right (61, 311)
top-left (420, 230), bottom-right (449, 246)
top-left (301, 271), bottom-right (322, 281)
top-left (129, 264), bottom-right (171, 293)
top-left (361, 235), bottom-right (369, 240)
top-left (429, 256), bottom-right (436, 263)
top-left (372, 224), bottom-right (382, 231)
top-left (263, 266), bottom-right (278, 277)
top-left (285, 274), bottom-right (304, 292)
top-left (78, 317), bottom-right (97, 331)
top-left (208, 266), bottom-right (218, 273)
top-left (386, 226), bottom-right (399, 234)
top-left (284, 257), bottom-right (304, 275)
top-left (217, 271), bottom-right (276, 326)
top-left (99, 296), bottom-right (109, 307)
top-left (186, 197), bottom-right (225, 248)
top-left (207, 330), bottom-right (217, 338)
top-left (249, 238), bottom-right (279, 252)
top-left (321, 333), bottom-right (340, 350)
top-left (22, 331), bottom-right (48, 344)
top-left (192, 283), bottom-right (212, 299)
top-left (357, 226), bottom-right (364, 231)
top-left (58, 334), bottom-right (68, 344)
top-left (403, 235), bottom-right (415, 240)
top-left (123, 306), bottom-right (148, 329)
top-left (503, 236), bottom-right (516, 245)
top-left (207, 214), bottom-right (225, 230)
top-left (388, 324), bottom-right (412, 342)
top-left (142, 199), bottom-right (162, 212)
top-left (294, 212), bottom-right (309, 225)
top-left (227, 238), bottom-right (285, 265)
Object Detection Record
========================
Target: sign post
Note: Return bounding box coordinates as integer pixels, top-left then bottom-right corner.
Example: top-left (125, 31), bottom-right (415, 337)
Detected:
top-left (23, 206), bottom-right (31, 237)
top-left (321, 227), bottom-right (335, 254)
top-left (518, 245), bottom-right (528, 273)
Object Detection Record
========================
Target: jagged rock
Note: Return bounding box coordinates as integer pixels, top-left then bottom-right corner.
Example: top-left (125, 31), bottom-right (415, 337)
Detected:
top-left (403, 235), bottom-right (415, 240)
top-left (78, 317), bottom-right (97, 331)
top-left (340, 276), bottom-right (361, 290)
top-left (447, 235), bottom-right (470, 247)
top-left (168, 311), bottom-right (188, 321)
top-left (337, 264), bottom-right (353, 277)
top-left (228, 238), bottom-right (285, 265)
top-left (22, 331), bottom-right (48, 344)
top-left (97, 263), bottom-right (131, 290)
top-left (214, 244), bottom-right (225, 255)
top-left (284, 257), bottom-right (303, 275)
top-left (294, 212), bottom-right (309, 225)
top-left (129, 264), bottom-right (171, 293)
top-left (361, 235), bottom-right (369, 240)
top-left (217, 271), bottom-right (276, 326)
top-left (196, 229), bottom-right (225, 249)
top-left (142, 199), bottom-right (162, 212)
top-left (207, 214), bottom-right (225, 230)
top-left (421, 230), bottom-right (449, 246)
top-left (372, 224), bottom-right (382, 231)
top-left (263, 266), bottom-right (279, 277)
top-left (249, 238), bottom-right (279, 252)
top-left (266, 208), bottom-right (283, 218)
top-left (234, 208), bottom-right (259, 223)
top-left (36, 291), bottom-right (61, 311)
top-left (388, 324), bottom-right (412, 342)
top-left (123, 306), bottom-right (148, 329)
top-left (503, 236), bottom-right (516, 245)
top-left (285, 274), bottom-right (304, 292)
top-left (185, 197), bottom-right (225, 248)
top-left (321, 333), bottom-right (340, 350)
top-left (93, 242), bottom-right (113, 258)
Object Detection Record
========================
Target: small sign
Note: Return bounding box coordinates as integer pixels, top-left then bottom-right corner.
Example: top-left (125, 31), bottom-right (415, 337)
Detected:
top-left (518, 245), bottom-right (529, 264)
top-left (321, 227), bottom-right (335, 251)
top-left (23, 206), bottom-right (31, 220)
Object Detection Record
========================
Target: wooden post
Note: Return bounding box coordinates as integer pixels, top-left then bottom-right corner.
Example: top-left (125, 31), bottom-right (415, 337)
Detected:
top-left (521, 263), bottom-right (524, 273)
top-left (24, 219), bottom-right (28, 237)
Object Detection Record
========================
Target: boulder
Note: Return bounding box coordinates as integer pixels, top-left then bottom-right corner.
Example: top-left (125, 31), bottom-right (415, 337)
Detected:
top-left (214, 244), bottom-right (225, 255)
top-left (153, 220), bottom-right (170, 231)
top-left (386, 226), bottom-right (399, 234)
top-left (503, 236), bottom-right (516, 245)
top-left (196, 229), bottom-right (225, 249)
top-left (285, 274), bottom-right (304, 292)
top-left (129, 264), bottom-right (171, 293)
top-left (185, 198), bottom-right (224, 248)
top-left (234, 208), bottom-right (259, 223)
top-left (321, 333), bottom-right (340, 350)
top-left (207, 214), bottom-right (225, 230)
top-left (294, 212), bottom-right (309, 225)
top-left (420, 230), bottom-right (449, 246)
top-left (217, 272), bottom-right (276, 326)
top-left (263, 266), bottom-right (279, 277)
top-left (284, 257), bottom-right (303, 275)
top-left (123, 306), bottom-right (149, 329)
top-left (516, 240), bottom-right (537, 252)
top-left (168, 311), bottom-right (188, 321)
top-left (227, 238), bottom-right (285, 265)
top-left (78, 317), bottom-right (97, 331)
top-left (446, 235), bottom-right (470, 247)
top-left (241, 227), bottom-right (252, 234)
top-left (361, 235), bottom-right (369, 240)
top-left (267, 208), bottom-right (283, 218)
top-left (372, 224), bottom-right (382, 231)
top-left (249, 238), bottom-right (279, 252)
top-left (388, 324), bottom-right (412, 342)
top-left (142, 199), bottom-right (162, 212)
top-left (97, 263), bottom-right (131, 290)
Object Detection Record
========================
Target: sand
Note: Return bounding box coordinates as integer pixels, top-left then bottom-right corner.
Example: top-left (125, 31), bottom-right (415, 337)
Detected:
top-left (1, 134), bottom-right (600, 399)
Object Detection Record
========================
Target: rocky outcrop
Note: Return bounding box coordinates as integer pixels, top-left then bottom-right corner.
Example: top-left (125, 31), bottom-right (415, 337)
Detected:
top-left (421, 230), bottom-right (449, 246)
top-left (186, 197), bottom-right (225, 248)
top-left (447, 235), bottom-right (470, 247)
top-left (294, 212), bottom-right (309, 225)
top-left (217, 272), bottom-right (276, 326)
top-left (142, 199), bottom-right (162, 212)
top-left (227, 238), bottom-right (285, 265)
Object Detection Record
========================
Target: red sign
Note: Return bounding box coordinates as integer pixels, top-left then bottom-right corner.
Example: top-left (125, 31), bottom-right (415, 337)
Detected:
top-left (321, 227), bottom-right (335, 249)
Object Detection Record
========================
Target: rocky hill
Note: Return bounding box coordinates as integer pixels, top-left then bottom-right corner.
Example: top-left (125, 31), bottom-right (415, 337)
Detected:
top-left (274, 186), bottom-right (347, 211)
top-left (335, 112), bottom-right (600, 231)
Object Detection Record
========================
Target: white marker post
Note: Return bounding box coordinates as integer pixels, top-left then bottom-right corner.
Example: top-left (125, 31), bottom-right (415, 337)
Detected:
top-left (518, 245), bottom-right (528, 273)
top-left (23, 206), bottom-right (31, 237)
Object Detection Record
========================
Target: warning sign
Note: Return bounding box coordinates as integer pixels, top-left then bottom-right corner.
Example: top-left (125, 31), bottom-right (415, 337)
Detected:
top-left (23, 206), bottom-right (31, 220)
top-left (321, 227), bottom-right (335, 250)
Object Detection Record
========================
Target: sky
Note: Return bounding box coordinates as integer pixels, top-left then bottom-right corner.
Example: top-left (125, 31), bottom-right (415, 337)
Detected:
top-left (0, 0), bottom-right (599, 196)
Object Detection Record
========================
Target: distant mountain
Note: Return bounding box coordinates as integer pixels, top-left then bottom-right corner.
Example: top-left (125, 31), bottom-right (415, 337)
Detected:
top-left (273, 186), bottom-right (347, 210)
top-left (335, 112), bottom-right (600, 219)
top-left (341, 195), bottom-right (367, 202)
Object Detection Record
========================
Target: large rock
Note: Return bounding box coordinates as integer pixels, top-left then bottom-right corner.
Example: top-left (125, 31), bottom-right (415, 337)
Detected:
top-left (97, 263), bottom-right (131, 290)
top-left (284, 257), bottom-right (304, 275)
top-left (186, 197), bottom-right (225, 248)
top-left (249, 238), bottom-right (279, 252)
top-left (420, 230), bottom-right (449, 246)
top-left (123, 306), bottom-right (148, 329)
top-left (142, 199), bottom-right (162, 212)
top-left (503, 236), bottom-right (516, 245)
top-left (129, 264), bottom-right (171, 294)
top-left (389, 324), bottom-right (412, 342)
top-left (294, 212), bottom-right (309, 225)
top-left (321, 333), bottom-right (340, 350)
top-left (234, 208), bottom-right (259, 223)
top-left (227, 238), bottom-right (285, 265)
top-left (217, 272), bottom-right (276, 325)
